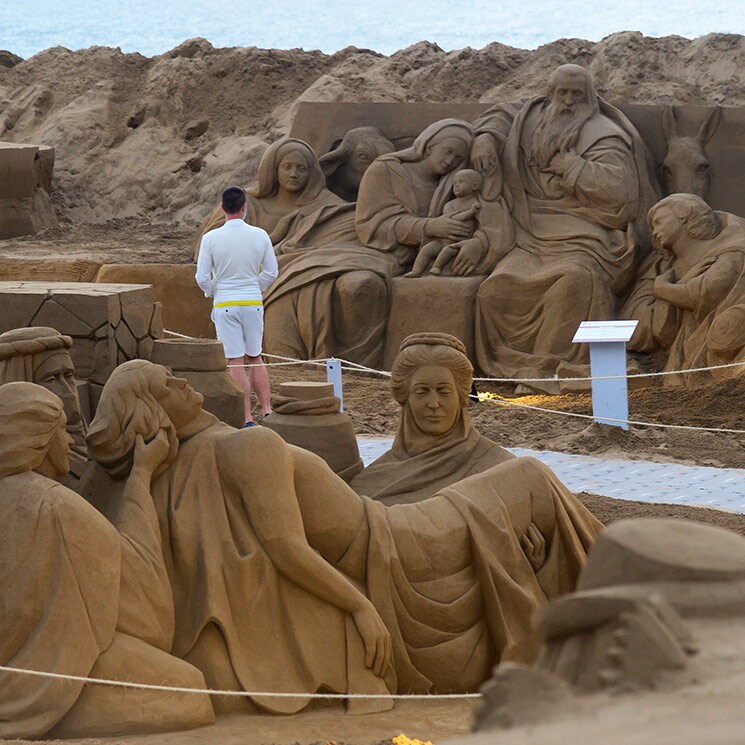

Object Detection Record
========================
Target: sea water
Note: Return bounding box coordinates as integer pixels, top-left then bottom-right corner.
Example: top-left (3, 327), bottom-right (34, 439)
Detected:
top-left (1, 0), bottom-right (744, 60)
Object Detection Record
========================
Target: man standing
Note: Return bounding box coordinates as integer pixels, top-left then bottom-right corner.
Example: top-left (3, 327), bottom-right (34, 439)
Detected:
top-left (472, 64), bottom-right (658, 393)
top-left (196, 186), bottom-right (278, 426)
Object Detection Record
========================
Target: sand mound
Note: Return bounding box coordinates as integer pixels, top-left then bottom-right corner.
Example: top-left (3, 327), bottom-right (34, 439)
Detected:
top-left (1, 32), bottom-right (745, 226)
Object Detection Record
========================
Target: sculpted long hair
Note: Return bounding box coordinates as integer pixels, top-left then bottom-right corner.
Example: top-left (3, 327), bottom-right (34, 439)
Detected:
top-left (391, 333), bottom-right (473, 409)
top-left (0, 382), bottom-right (65, 478)
top-left (648, 193), bottom-right (722, 247)
top-left (87, 360), bottom-right (177, 479)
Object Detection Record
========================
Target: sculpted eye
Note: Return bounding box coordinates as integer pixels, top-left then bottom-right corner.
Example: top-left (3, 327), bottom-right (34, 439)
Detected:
top-left (697, 163), bottom-right (710, 173)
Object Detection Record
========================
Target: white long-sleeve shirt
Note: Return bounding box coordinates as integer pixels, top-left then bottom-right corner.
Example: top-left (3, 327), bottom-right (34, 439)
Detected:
top-left (195, 219), bottom-right (279, 306)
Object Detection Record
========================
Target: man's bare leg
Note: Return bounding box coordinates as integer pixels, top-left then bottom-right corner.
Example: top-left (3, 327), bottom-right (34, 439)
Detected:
top-left (228, 356), bottom-right (254, 424)
top-left (247, 354), bottom-right (272, 417)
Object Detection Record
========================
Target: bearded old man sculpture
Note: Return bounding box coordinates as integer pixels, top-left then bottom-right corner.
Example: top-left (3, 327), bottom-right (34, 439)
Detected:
top-left (0, 383), bottom-right (213, 738)
top-left (472, 64), bottom-right (659, 392)
top-left (85, 356), bottom-right (601, 715)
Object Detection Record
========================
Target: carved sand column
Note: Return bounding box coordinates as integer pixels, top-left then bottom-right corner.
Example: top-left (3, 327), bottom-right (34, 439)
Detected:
top-left (263, 381), bottom-right (363, 481)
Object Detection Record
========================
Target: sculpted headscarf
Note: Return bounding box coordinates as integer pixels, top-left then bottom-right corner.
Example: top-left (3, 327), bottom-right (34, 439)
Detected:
top-left (252, 138), bottom-right (328, 207)
top-left (0, 382), bottom-right (64, 478)
top-left (349, 332), bottom-right (514, 504)
top-left (376, 118), bottom-right (474, 217)
top-left (0, 326), bottom-right (73, 384)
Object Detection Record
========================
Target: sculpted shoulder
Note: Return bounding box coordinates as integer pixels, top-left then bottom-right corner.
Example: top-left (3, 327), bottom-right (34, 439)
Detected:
top-left (575, 111), bottom-right (633, 153)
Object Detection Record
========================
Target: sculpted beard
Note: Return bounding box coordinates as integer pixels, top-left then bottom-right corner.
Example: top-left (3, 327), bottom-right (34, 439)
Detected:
top-left (531, 98), bottom-right (597, 170)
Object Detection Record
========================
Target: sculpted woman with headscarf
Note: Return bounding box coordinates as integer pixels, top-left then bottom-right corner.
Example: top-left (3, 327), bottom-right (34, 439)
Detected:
top-left (0, 383), bottom-right (213, 739)
top-left (262, 119), bottom-right (481, 367)
top-left (193, 138), bottom-right (346, 252)
top-left (86, 357), bottom-right (601, 710)
top-left (350, 332), bottom-right (517, 504)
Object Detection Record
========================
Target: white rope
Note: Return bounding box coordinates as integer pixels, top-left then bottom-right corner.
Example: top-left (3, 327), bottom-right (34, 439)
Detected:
top-left (478, 394), bottom-right (745, 435)
top-left (473, 359), bottom-right (745, 384)
top-left (0, 665), bottom-right (479, 700)
top-left (162, 331), bottom-right (745, 383)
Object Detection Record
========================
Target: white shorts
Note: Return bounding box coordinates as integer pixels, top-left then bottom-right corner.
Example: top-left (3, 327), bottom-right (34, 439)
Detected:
top-left (211, 304), bottom-right (264, 358)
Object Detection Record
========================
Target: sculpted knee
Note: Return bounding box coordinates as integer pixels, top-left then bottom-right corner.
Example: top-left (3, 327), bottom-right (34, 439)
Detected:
top-left (336, 271), bottom-right (385, 299)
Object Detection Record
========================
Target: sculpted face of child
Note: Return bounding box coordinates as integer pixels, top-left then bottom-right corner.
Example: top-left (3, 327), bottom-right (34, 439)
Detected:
top-left (452, 169), bottom-right (483, 198)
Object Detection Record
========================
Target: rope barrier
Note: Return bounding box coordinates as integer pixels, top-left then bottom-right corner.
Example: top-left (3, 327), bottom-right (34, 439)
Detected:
top-left (0, 665), bottom-right (479, 700)
top-left (162, 330), bottom-right (745, 384)
top-left (478, 393), bottom-right (745, 435)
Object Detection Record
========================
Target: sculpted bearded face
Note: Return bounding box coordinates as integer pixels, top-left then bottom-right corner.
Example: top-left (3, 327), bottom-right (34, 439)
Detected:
top-left (548, 70), bottom-right (589, 117)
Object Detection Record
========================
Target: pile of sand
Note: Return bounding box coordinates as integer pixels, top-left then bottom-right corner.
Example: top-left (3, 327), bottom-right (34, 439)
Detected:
top-left (1, 32), bottom-right (745, 226)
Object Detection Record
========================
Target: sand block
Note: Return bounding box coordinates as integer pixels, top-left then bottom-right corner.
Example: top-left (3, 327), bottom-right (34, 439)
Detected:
top-left (96, 263), bottom-right (214, 340)
top-left (383, 275), bottom-right (484, 368)
top-left (0, 258), bottom-right (102, 282)
top-left (0, 281), bottom-right (161, 384)
top-left (0, 142), bottom-right (58, 238)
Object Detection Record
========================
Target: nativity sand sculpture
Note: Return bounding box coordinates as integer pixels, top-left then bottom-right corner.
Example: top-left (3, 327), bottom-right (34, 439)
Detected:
top-left (472, 63), bottom-right (660, 393)
top-left (628, 193), bottom-right (745, 386)
top-left (0, 326), bottom-right (89, 489)
top-left (471, 517), bottom-right (745, 736)
top-left (84, 356), bottom-right (601, 716)
top-left (0, 382), bottom-right (213, 739)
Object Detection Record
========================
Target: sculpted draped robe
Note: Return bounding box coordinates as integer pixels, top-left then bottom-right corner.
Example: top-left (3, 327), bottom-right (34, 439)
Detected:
top-left (150, 418), bottom-right (600, 700)
top-left (0, 472), bottom-right (212, 739)
top-left (475, 98), bottom-right (654, 391)
top-left (652, 212), bottom-right (745, 387)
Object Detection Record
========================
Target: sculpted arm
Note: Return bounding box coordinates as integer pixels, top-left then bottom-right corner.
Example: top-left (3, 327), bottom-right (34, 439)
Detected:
top-left (552, 137), bottom-right (638, 227)
top-left (218, 428), bottom-right (392, 675)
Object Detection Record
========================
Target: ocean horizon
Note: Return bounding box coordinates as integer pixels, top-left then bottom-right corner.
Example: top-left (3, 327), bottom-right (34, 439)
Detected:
top-left (2, 0), bottom-right (745, 60)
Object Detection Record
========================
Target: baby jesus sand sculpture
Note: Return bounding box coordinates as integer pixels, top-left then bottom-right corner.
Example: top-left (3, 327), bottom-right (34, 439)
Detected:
top-left (405, 168), bottom-right (483, 278)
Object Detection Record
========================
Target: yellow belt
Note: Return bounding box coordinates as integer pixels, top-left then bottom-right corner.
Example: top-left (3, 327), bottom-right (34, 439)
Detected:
top-left (213, 300), bottom-right (263, 308)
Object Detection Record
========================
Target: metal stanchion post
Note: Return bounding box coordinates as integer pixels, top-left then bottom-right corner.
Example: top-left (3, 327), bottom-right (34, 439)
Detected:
top-left (326, 358), bottom-right (343, 411)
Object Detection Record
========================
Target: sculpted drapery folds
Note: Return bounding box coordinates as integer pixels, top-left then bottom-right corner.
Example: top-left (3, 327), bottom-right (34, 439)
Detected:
top-left (86, 359), bottom-right (600, 710)
top-left (0, 383), bottom-right (212, 739)
top-left (263, 121), bottom-right (482, 367)
top-left (644, 194), bottom-right (745, 386)
top-left (473, 64), bottom-right (659, 392)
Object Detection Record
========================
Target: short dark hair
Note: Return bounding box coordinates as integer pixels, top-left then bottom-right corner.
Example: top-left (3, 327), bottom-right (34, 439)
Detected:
top-left (222, 186), bottom-right (247, 214)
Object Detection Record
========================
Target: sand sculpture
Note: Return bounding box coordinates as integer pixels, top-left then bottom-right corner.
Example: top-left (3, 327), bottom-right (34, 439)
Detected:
top-left (661, 106), bottom-right (721, 199)
top-left (193, 137), bottom-right (346, 257)
top-left (0, 281), bottom-right (164, 409)
top-left (263, 380), bottom-right (363, 481)
top-left (150, 337), bottom-right (244, 428)
top-left (350, 332), bottom-right (515, 503)
top-left (472, 64), bottom-right (659, 392)
top-left (0, 326), bottom-right (90, 489)
top-left (405, 168), bottom-right (483, 278)
top-left (628, 194), bottom-right (745, 385)
top-left (84, 358), bottom-right (601, 714)
top-left (319, 125), bottom-right (396, 201)
top-left (0, 382), bottom-right (214, 738)
top-left (472, 517), bottom-right (745, 733)
top-left (0, 142), bottom-right (57, 239)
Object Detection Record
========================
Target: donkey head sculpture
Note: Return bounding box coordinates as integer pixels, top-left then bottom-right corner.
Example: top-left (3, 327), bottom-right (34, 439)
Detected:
top-left (661, 106), bottom-right (721, 199)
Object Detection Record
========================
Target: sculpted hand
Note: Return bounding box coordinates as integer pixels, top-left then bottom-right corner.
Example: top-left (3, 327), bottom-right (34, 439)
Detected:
top-left (543, 150), bottom-right (577, 176)
top-left (425, 215), bottom-right (473, 242)
top-left (450, 237), bottom-right (485, 276)
top-left (520, 523), bottom-right (547, 572)
top-left (353, 603), bottom-right (393, 678)
top-left (471, 134), bottom-right (499, 174)
top-left (132, 429), bottom-right (171, 478)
